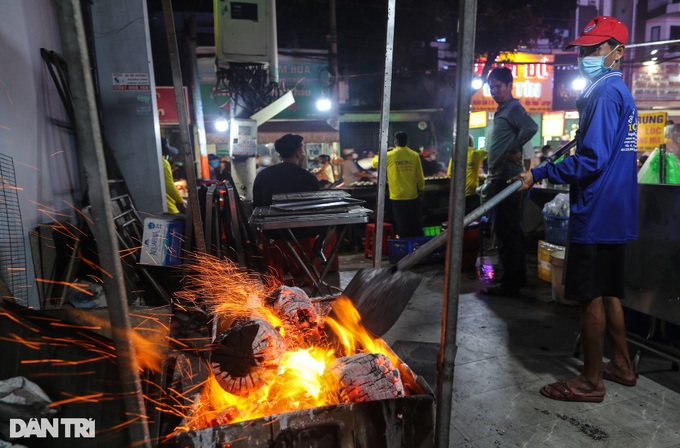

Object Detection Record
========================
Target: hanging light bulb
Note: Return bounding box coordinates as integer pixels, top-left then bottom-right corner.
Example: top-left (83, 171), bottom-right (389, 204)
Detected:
top-left (316, 93), bottom-right (331, 111)
top-left (471, 77), bottom-right (483, 90)
top-left (215, 116), bottom-right (229, 132)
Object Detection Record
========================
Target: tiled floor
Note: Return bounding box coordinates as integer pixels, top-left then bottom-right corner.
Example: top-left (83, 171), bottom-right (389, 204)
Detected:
top-left (337, 250), bottom-right (680, 448)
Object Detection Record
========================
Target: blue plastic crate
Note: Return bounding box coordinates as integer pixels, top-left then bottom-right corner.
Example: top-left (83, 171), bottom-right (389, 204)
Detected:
top-left (543, 213), bottom-right (569, 246)
top-left (387, 236), bottom-right (444, 265)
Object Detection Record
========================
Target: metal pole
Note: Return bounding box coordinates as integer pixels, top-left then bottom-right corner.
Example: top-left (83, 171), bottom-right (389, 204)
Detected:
top-left (660, 143), bottom-right (667, 184)
top-left (436, 0), bottom-right (477, 447)
top-left (270, 0), bottom-right (279, 84)
top-left (162, 0), bottom-right (206, 253)
top-left (373, 0), bottom-right (396, 268)
top-left (189, 17), bottom-right (210, 180)
top-left (53, 2), bottom-right (151, 446)
top-left (329, 0), bottom-right (340, 130)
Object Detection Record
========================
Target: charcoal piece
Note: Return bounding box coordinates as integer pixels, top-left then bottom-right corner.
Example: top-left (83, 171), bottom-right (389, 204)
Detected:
top-left (265, 286), bottom-right (317, 328)
top-left (210, 319), bottom-right (285, 396)
top-left (326, 353), bottom-right (405, 403)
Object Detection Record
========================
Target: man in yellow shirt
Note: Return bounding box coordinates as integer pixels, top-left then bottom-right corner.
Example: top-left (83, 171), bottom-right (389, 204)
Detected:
top-left (448, 135), bottom-right (487, 214)
top-left (372, 131), bottom-right (425, 237)
top-left (161, 138), bottom-right (185, 214)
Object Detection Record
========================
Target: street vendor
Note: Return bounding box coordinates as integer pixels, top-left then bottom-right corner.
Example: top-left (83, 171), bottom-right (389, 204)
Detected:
top-left (252, 134), bottom-right (319, 207)
top-left (512, 15), bottom-right (638, 403)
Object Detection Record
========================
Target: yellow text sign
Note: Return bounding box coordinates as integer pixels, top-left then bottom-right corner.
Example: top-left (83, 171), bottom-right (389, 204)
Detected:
top-left (637, 112), bottom-right (666, 152)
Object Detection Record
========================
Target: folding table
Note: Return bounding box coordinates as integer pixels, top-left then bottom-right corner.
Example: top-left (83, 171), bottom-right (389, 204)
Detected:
top-left (250, 192), bottom-right (371, 294)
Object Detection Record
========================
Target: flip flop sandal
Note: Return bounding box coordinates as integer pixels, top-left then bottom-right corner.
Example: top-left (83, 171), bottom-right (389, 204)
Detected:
top-left (540, 380), bottom-right (605, 403)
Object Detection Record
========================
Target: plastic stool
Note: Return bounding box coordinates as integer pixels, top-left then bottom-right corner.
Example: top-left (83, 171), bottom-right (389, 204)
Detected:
top-left (364, 222), bottom-right (395, 258)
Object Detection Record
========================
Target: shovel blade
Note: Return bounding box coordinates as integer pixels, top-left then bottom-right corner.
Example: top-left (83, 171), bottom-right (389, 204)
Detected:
top-left (341, 267), bottom-right (423, 337)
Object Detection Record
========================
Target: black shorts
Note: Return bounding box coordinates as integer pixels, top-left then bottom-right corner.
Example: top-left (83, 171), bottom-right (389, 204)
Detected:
top-left (563, 243), bottom-right (627, 302)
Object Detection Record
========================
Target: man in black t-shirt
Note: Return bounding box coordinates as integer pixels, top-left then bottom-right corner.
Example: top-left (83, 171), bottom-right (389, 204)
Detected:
top-left (253, 134), bottom-right (319, 207)
top-left (253, 135), bottom-right (325, 281)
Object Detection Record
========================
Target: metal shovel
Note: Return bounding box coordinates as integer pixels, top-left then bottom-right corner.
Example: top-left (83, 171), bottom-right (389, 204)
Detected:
top-left (346, 139), bottom-right (576, 336)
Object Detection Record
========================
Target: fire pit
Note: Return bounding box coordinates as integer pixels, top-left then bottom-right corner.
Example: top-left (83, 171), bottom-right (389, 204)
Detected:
top-left (167, 254), bottom-right (436, 447)
top-left (175, 394), bottom-right (435, 447)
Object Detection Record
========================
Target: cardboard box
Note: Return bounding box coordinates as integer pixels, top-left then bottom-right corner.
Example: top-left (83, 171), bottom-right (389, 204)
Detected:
top-left (139, 216), bottom-right (185, 266)
top-left (537, 240), bottom-right (565, 282)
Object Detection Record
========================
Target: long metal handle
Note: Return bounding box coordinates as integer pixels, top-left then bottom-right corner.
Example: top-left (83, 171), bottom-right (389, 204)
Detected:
top-left (396, 138), bottom-right (577, 272)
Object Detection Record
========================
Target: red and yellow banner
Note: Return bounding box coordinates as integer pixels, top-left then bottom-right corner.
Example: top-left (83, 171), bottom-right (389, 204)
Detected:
top-left (471, 53), bottom-right (554, 113)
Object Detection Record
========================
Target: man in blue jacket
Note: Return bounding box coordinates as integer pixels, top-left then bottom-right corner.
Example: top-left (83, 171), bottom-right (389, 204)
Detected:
top-left (513, 16), bottom-right (638, 402)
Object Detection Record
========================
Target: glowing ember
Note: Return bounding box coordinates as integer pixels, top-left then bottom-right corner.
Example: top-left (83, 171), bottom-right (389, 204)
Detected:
top-left (2, 251), bottom-right (418, 442)
top-left (172, 253), bottom-right (413, 434)
top-left (210, 318), bottom-right (286, 396)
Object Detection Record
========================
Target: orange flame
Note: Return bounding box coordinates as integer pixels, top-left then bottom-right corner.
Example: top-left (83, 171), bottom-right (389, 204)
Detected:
top-left (171, 254), bottom-right (409, 433)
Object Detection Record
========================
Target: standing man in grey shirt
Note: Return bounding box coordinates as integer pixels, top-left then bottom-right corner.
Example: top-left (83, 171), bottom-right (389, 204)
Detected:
top-left (481, 67), bottom-right (538, 296)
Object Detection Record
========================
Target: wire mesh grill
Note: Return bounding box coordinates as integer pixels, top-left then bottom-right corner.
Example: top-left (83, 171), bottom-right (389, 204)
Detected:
top-left (0, 153), bottom-right (28, 306)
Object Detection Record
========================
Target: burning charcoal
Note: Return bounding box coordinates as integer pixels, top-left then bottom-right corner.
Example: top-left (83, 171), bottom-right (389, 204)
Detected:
top-left (326, 353), bottom-right (405, 403)
top-left (265, 286), bottom-right (317, 328)
top-left (210, 319), bottom-right (285, 396)
top-left (210, 406), bottom-right (240, 428)
top-left (265, 286), bottom-right (322, 345)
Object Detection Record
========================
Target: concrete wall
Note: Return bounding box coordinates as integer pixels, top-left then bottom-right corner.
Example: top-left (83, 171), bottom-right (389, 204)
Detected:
top-left (0, 1), bottom-right (82, 307)
top-left (0, 1), bottom-right (166, 308)
top-left (89, 0), bottom-right (165, 216)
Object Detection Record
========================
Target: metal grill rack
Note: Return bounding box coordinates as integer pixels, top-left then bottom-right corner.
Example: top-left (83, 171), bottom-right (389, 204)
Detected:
top-left (0, 154), bottom-right (28, 305)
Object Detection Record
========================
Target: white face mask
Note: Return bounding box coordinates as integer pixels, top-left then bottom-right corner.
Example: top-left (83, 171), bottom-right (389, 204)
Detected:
top-left (577, 45), bottom-right (620, 80)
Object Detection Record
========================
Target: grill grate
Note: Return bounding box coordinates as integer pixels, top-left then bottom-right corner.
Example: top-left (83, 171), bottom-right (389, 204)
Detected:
top-left (0, 154), bottom-right (28, 306)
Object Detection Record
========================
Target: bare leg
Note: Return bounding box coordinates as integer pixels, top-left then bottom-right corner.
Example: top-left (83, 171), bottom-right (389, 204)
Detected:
top-left (574, 297), bottom-right (606, 392)
top-left (602, 296), bottom-right (636, 382)
top-left (540, 297), bottom-right (606, 400)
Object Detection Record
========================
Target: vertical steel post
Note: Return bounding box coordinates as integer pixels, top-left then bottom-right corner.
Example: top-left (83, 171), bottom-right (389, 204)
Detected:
top-left (53, 2), bottom-right (151, 446)
top-left (374, 0), bottom-right (397, 267)
top-left (162, 0), bottom-right (206, 253)
top-left (270, 0), bottom-right (280, 84)
top-left (436, 0), bottom-right (477, 447)
top-left (329, 0), bottom-right (340, 130)
top-left (189, 17), bottom-right (210, 180)
top-left (660, 143), bottom-right (667, 184)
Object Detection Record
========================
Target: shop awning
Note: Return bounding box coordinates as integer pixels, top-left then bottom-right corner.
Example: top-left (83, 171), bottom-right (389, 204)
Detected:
top-left (257, 120), bottom-right (339, 144)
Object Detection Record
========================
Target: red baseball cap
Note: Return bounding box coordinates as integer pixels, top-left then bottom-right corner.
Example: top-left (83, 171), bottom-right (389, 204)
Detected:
top-left (565, 16), bottom-right (629, 49)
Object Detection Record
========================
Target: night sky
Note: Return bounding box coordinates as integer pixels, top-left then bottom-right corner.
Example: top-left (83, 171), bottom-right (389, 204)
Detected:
top-left (146, 0), bottom-right (576, 80)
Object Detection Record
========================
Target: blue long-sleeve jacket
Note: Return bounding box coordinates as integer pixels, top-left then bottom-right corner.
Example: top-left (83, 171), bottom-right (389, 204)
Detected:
top-left (531, 70), bottom-right (638, 244)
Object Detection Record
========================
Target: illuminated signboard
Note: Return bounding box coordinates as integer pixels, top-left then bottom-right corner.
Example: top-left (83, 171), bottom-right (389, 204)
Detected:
top-left (637, 112), bottom-right (667, 152)
top-left (469, 111), bottom-right (487, 128)
top-left (542, 111), bottom-right (564, 137)
top-left (471, 53), bottom-right (554, 113)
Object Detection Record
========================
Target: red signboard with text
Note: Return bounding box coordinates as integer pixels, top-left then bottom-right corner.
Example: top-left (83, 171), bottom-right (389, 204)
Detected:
top-left (156, 86), bottom-right (190, 125)
top-left (471, 53), bottom-right (554, 113)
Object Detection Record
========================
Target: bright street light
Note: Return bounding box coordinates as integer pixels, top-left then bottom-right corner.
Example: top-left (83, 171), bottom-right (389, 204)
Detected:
top-left (572, 77), bottom-right (587, 91)
top-left (215, 117), bottom-right (229, 132)
top-left (471, 77), bottom-right (483, 90)
top-left (316, 97), bottom-right (331, 111)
